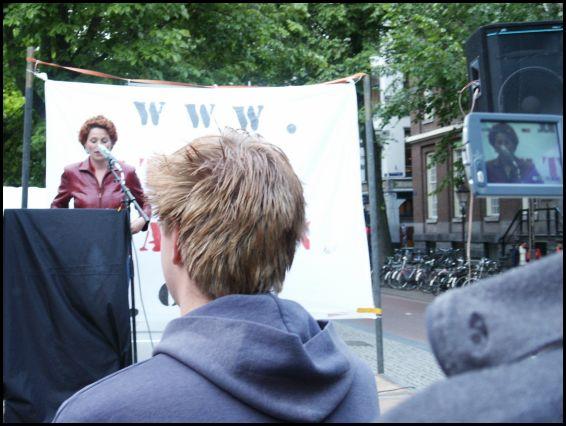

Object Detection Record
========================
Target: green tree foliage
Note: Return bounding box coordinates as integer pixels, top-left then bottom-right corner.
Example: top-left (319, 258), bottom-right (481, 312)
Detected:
top-left (3, 3), bottom-right (388, 186)
top-left (3, 3), bottom-right (198, 186)
top-left (374, 3), bottom-right (562, 190)
top-left (6, 3), bottom-right (560, 265)
top-left (377, 3), bottom-right (562, 125)
top-left (4, 3), bottom-right (563, 187)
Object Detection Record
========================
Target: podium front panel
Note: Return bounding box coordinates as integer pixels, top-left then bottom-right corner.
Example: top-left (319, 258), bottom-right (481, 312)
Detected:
top-left (3, 209), bottom-right (132, 423)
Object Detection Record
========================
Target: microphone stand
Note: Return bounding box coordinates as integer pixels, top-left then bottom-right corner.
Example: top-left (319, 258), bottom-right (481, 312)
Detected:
top-left (107, 159), bottom-right (149, 365)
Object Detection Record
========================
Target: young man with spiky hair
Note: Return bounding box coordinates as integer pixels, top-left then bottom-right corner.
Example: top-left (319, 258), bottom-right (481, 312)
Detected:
top-left (53, 129), bottom-right (380, 423)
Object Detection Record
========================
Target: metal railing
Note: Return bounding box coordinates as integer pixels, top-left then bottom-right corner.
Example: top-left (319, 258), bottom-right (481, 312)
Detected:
top-left (499, 207), bottom-right (563, 256)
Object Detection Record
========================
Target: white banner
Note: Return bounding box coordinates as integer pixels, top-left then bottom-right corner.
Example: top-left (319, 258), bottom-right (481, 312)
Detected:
top-left (44, 79), bottom-right (374, 331)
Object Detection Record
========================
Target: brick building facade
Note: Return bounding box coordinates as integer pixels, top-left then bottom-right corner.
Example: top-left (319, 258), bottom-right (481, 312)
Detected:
top-left (405, 116), bottom-right (562, 260)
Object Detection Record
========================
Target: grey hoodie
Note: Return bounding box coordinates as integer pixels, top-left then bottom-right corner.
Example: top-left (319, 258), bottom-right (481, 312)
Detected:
top-left (381, 252), bottom-right (563, 422)
top-left (53, 293), bottom-right (379, 422)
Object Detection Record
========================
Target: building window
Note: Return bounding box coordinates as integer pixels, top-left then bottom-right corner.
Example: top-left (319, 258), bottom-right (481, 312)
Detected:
top-left (360, 142), bottom-right (366, 183)
top-left (404, 128), bottom-right (412, 178)
top-left (426, 240), bottom-right (436, 252)
top-left (486, 197), bottom-right (500, 217)
top-left (426, 153), bottom-right (438, 220)
top-left (453, 149), bottom-right (464, 218)
top-left (399, 195), bottom-right (413, 221)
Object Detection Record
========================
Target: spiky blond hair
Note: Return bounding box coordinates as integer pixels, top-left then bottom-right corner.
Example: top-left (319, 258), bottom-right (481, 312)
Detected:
top-left (146, 129), bottom-right (306, 298)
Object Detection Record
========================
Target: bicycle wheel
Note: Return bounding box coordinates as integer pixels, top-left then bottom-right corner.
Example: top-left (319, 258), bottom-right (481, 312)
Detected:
top-left (415, 271), bottom-right (429, 293)
top-left (382, 271), bottom-right (393, 288)
top-left (461, 275), bottom-right (477, 287)
top-left (422, 271), bottom-right (439, 294)
top-left (432, 272), bottom-right (450, 295)
top-left (389, 271), bottom-right (405, 290)
top-left (453, 275), bottom-right (468, 288)
top-left (399, 271), bottom-right (418, 290)
top-left (445, 275), bottom-right (459, 291)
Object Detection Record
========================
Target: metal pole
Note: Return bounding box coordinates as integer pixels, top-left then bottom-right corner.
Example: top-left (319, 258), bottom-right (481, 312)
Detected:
top-left (21, 47), bottom-right (35, 208)
top-left (462, 207), bottom-right (466, 244)
top-left (528, 198), bottom-right (536, 261)
top-left (363, 74), bottom-right (384, 374)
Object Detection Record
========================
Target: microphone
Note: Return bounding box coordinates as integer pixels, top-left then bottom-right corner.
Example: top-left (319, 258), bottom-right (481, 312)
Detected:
top-left (98, 144), bottom-right (148, 223)
top-left (98, 145), bottom-right (123, 172)
top-left (499, 146), bottom-right (519, 165)
top-left (499, 145), bottom-right (521, 179)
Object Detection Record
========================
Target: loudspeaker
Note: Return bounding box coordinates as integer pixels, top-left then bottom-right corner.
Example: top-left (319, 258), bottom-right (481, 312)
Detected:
top-left (465, 20), bottom-right (563, 115)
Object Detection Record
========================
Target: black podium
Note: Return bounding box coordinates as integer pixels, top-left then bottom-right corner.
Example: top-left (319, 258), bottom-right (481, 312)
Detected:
top-left (3, 209), bottom-right (133, 423)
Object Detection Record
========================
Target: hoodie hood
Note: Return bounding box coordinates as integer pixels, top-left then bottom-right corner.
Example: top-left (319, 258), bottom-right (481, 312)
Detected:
top-left (153, 293), bottom-right (355, 422)
top-left (426, 252), bottom-right (563, 377)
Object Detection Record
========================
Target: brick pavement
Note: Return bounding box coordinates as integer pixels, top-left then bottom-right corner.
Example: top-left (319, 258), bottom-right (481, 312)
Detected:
top-left (333, 319), bottom-right (446, 414)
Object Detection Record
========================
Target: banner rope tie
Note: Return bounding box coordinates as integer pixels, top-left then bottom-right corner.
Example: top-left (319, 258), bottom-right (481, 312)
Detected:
top-left (26, 57), bottom-right (366, 88)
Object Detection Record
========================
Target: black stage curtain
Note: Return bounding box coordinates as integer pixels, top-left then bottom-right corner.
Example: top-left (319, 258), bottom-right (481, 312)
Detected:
top-left (3, 209), bottom-right (132, 423)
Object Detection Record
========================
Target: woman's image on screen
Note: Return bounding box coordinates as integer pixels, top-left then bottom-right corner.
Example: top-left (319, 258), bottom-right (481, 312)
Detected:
top-left (484, 122), bottom-right (549, 184)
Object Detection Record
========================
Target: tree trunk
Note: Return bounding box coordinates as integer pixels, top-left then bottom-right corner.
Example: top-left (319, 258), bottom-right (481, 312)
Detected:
top-left (372, 135), bottom-right (394, 266)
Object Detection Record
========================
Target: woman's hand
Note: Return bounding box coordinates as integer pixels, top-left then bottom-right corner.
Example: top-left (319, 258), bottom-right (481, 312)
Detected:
top-left (130, 217), bottom-right (147, 235)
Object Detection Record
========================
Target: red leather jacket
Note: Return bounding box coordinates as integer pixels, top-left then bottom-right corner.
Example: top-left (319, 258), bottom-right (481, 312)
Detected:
top-left (51, 159), bottom-right (152, 225)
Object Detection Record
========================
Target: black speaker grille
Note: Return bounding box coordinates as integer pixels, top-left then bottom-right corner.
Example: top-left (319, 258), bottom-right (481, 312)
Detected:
top-left (498, 66), bottom-right (563, 114)
top-left (465, 21), bottom-right (563, 114)
top-left (487, 28), bottom-right (563, 114)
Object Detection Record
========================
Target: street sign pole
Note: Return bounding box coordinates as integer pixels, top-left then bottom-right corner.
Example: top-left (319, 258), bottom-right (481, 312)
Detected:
top-left (363, 74), bottom-right (385, 374)
top-left (21, 47), bottom-right (35, 208)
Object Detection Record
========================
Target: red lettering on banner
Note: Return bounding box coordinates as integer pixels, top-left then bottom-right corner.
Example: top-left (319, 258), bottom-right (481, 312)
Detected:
top-left (140, 222), bottom-right (161, 252)
top-left (301, 221), bottom-right (311, 250)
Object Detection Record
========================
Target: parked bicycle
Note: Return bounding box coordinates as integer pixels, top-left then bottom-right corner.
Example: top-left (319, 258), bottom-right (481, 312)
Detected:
top-left (381, 248), bottom-right (503, 296)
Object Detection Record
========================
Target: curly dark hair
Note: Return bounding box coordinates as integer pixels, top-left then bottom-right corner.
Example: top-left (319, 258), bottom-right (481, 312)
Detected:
top-left (488, 122), bottom-right (518, 151)
top-left (78, 115), bottom-right (118, 146)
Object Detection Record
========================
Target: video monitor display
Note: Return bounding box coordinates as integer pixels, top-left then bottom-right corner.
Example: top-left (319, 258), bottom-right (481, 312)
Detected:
top-left (464, 113), bottom-right (563, 197)
top-left (482, 121), bottom-right (562, 185)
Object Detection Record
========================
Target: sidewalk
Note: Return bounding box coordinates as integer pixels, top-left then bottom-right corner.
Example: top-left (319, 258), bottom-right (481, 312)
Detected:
top-left (332, 292), bottom-right (445, 414)
top-left (381, 286), bottom-right (436, 303)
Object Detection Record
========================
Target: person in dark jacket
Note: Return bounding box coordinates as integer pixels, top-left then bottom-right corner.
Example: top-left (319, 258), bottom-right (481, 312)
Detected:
top-left (52, 129), bottom-right (380, 423)
top-left (485, 122), bottom-right (543, 184)
top-left (51, 115), bottom-right (150, 234)
top-left (380, 252), bottom-right (563, 423)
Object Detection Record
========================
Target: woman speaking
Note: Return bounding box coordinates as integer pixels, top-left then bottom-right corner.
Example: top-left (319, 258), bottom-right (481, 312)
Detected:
top-left (51, 115), bottom-right (151, 234)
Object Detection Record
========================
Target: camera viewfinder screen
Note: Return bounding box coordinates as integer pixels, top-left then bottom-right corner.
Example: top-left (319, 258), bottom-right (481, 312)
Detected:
top-left (481, 120), bottom-right (562, 185)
